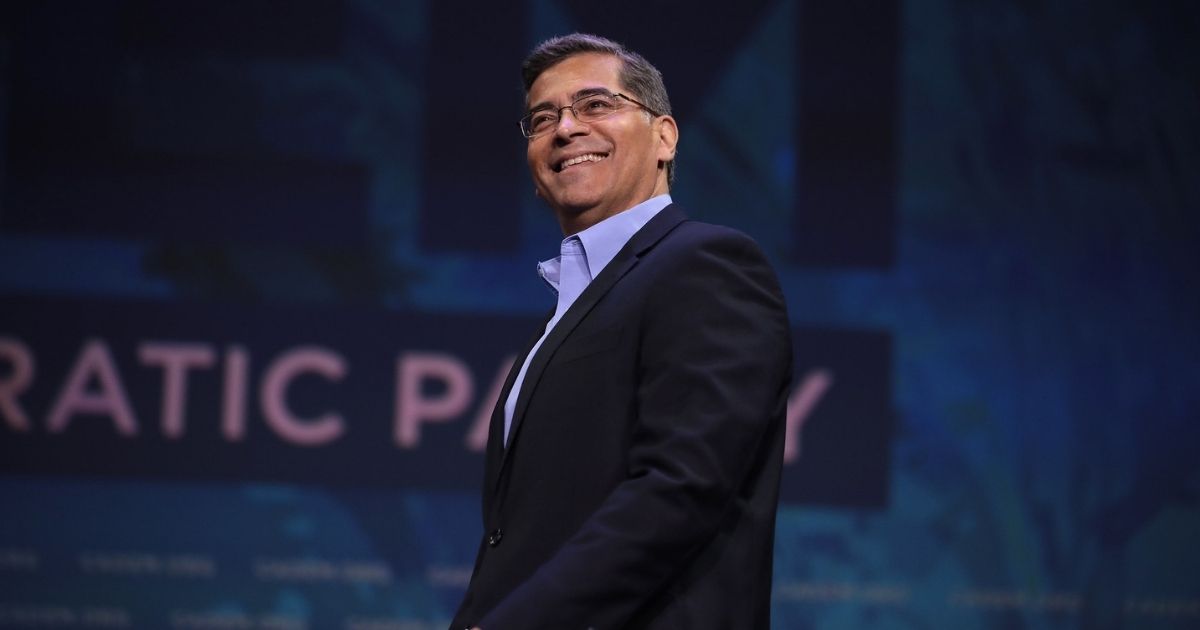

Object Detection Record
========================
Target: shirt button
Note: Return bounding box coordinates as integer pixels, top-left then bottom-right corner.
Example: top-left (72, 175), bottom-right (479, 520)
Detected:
top-left (487, 528), bottom-right (503, 547)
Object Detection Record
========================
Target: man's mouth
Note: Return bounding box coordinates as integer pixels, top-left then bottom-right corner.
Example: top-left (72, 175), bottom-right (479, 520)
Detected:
top-left (556, 152), bottom-right (608, 172)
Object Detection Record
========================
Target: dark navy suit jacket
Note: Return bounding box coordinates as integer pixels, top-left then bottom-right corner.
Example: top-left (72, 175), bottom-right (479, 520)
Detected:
top-left (451, 204), bottom-right (792, 630)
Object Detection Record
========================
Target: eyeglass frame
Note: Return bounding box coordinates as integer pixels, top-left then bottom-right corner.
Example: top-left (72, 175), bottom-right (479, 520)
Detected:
top-left (519, 90), bottom-right (662, 139)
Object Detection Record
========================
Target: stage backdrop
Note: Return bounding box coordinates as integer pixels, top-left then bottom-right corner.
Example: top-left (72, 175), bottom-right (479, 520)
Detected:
top-left (2, 1), bottom-right (1198, 628)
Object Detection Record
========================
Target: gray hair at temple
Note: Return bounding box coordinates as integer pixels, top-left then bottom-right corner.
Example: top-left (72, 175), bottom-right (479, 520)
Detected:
top-left (522, 33), bottom-right (676, 187)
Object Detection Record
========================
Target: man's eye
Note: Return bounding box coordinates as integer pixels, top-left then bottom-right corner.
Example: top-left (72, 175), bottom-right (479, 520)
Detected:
top-left (583, 98), bottom-right (615, 111)
top-left (530, 113), bottom-right (557, 129)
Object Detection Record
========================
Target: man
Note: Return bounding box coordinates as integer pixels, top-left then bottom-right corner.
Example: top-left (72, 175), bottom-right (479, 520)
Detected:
top-left (452, 33), bottom-right (792, 630)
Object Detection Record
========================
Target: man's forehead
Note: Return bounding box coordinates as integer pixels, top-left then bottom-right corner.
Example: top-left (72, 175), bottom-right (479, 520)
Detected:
top-left (526, 53), bottom-right (623, 106)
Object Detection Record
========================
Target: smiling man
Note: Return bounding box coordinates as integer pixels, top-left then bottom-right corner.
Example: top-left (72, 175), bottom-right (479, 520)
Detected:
top-left (451, 34), bottom-right (793, 630)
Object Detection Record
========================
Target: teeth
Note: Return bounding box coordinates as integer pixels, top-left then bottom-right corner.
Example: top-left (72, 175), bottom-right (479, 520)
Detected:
top-left (560, 153), bottom-right (606, 170)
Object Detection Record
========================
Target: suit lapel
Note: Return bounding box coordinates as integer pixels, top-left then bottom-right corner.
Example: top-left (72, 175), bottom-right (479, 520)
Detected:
top-left (492, 204), bottom-right (688, 494)
top-left (484, 310), bottom-right (552, 507)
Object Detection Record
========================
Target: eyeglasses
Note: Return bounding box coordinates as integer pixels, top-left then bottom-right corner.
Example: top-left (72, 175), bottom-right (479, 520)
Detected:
top-left (520, 91), bottom-right (660, 139)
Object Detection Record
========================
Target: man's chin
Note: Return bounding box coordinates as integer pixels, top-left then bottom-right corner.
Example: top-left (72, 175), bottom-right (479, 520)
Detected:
top-left (547, 197), bottom-right (624, 233)
top-left (546, 193), bottom-right (602, 217)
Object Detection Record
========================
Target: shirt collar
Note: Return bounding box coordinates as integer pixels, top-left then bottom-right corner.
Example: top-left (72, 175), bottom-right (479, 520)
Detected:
top-left (537, 194), bottom-right (672, 293)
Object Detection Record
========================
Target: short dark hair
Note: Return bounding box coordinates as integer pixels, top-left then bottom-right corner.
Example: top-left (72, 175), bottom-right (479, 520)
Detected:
top-left (522, 33), bottom-right (675, 187)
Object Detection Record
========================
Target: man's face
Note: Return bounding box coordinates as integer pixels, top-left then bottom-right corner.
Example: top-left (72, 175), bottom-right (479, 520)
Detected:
top-left (525, 53), bottom-right (677, 234)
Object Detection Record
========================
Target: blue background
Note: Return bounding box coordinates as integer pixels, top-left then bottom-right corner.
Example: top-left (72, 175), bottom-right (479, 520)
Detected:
top-left (1, 1), bottom-right (1198, 628)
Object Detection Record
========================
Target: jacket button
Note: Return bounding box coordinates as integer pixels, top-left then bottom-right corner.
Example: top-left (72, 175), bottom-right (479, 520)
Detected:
top-left (487, 528), bottom-right (503, 547)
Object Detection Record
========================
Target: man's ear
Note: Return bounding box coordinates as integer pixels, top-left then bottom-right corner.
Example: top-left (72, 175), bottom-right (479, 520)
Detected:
top-left (655, 115), bottom-right (679, 163)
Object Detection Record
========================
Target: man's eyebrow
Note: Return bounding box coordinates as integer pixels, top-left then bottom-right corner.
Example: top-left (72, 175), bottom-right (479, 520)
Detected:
top-left (571, 86), bottom-right (614, 100)
top-left (526, 87), bottom-right (615, 113)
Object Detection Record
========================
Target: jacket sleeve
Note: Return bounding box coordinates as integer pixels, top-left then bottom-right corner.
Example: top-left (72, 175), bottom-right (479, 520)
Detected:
top-left (477, 228), bottom-right (793, 630)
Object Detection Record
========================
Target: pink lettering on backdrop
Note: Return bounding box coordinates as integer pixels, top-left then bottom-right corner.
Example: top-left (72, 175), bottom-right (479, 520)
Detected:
top-left (394, 352), bottom-right (474, 448)
top-left (222, 346), bottom-right (249, 441)
top-left (0, 337), bottom-right (35, 432)
top-left (46, 339), bottom-right (138, 436)
top-left (138, 342), bottom-right (216, 439)
top-left (785, 369), bottom-right (834, 463)
top-left (259, 346), bottom-right (346, 446)
top-left (465, 355), bottom-right (515, 452)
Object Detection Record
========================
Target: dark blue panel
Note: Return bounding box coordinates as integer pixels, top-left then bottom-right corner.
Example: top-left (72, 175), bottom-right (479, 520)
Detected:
top-left (119, 0), bottom-right (347, 57)
top-left (417, 2), bottom-right (525, 253)
top-left (780, 327), bottom-right (893, 507)
top-left (1, 0), bottom-right (369, 246)
top-left (0, 296), bottom-right (526, 490)
top-left (5, 155), bottom-right (369, 245)
top-left (1, 296), bottom-right (888, 508)
top-left (794, 0), bottom-right (898, 267)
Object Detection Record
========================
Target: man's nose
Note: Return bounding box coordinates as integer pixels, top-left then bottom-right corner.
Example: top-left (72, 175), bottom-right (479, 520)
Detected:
top-left (554, 107), bottom-right (589, 137)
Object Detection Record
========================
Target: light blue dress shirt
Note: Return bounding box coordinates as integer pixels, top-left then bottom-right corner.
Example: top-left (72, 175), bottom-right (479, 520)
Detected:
top-left (503, 194), bottom-right (673, 445)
